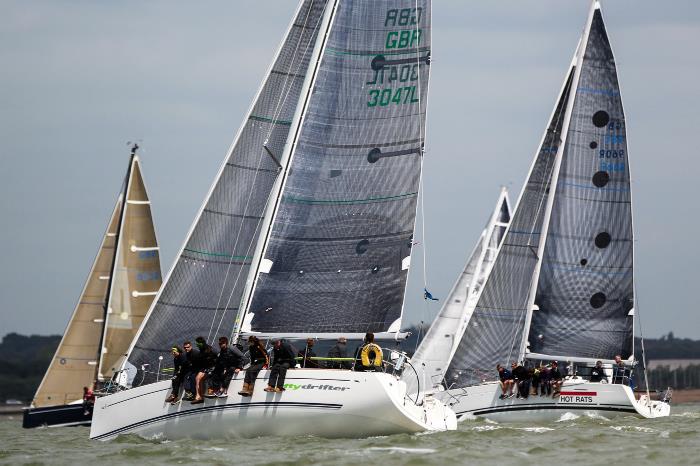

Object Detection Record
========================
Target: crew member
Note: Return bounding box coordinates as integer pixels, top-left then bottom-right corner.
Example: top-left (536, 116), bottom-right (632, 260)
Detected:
top-left (354, 332), bottom-right (383, 372)
top-left (265, 339), bottom-right (296, 392)
top-left (298, 338), bottom-right (319, 368)
top-left (166, 345), bottom-right (186, 403)
top-left (239, 336), bottom-right (269, 396)
top-left (82, 386), bottom-right (95, 416)
top-left (191, 336), bottom-right (217, 404)
top-left (590, 360), bottom-right (608, 383)
top-left (211, 336), bottom-right (245, 397)
top-left (327, 336), bottom-right (352, 369)
top-left (550, 361), bottom-right (563, 397)
top-left (497, 364), bottom-right (514, 399)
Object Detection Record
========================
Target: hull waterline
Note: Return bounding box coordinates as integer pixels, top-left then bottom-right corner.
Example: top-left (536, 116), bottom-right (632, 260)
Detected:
top-left (90, 369), bottom-right (456, 440)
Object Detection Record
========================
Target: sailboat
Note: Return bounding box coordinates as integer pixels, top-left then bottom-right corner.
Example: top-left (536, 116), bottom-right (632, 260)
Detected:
top-left (407, 188), bottom-right (511, 395)
top-left (413, 1), bottom-right (670, 422)
top-left (90, 0), bottom-right (456, 440)
top-left (23, 146), bottom-right (162, 428)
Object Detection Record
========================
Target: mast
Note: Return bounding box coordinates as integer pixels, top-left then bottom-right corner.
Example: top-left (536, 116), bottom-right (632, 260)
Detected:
top-left (517, 1), bottom-right (598, 361)
top-left (96, 145), bottom-right (136, 381)
top-left (235, 0), bottom-right (339, 338)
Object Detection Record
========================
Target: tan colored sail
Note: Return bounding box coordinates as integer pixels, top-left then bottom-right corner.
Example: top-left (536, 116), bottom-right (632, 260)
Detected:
top-left (98, 157), bottom-right (162, 380)
top-left (31, 197), bottom-right (122, 407)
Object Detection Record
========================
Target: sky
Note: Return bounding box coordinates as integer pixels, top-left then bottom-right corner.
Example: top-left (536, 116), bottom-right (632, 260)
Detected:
top-left (1, 1), bottom-right (699, 340)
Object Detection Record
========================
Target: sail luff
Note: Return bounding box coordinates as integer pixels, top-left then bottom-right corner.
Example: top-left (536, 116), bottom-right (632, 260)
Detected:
top-left (236, 0), bottom-right (339, 336)
top-left (518, 2), bottom-right (598, 361)
top-left (31, 194), bottom-right (123, 407)
top-left (97, 155), bottom-right (134, 379)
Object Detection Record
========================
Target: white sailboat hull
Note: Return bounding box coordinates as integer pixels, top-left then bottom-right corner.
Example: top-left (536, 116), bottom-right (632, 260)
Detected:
top-left (90, 369), bottom-right (456, 440)
top-left (440, 378), bottom-right (670, 422)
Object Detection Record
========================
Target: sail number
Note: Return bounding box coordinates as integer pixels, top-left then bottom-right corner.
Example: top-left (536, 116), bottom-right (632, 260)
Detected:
top-left (367, 8), bottom-right (426, 108)
top-left (367, 86), bottom-right (420, 107)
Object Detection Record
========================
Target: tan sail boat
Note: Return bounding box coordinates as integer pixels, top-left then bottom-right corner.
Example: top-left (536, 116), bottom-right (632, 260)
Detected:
top-left (23, 146), bottom-right (162, 428)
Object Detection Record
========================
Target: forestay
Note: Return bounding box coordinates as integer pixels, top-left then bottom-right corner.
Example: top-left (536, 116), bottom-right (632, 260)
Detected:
top-left (408, 188), bottom-right (510, 393)
top-left (126, 1), bottom-right (330, 380)
top-left (443, 65), bottom-right (576, 389)
top-left (242, 1), bottom-right (432, 336)
top-left (527, 6), bottom-right (634, 360)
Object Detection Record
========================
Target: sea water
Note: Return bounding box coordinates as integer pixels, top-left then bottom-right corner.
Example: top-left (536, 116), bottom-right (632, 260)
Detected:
top-left (1, 404), bottom-right (699, 465)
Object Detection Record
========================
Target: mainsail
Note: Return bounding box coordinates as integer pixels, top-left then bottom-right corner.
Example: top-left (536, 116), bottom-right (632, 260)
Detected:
top-left (409, 188), bottom-right (510, 392)
top-left (242, 1), bottom-right (432, 337)
top-left (526, 3), bottom-right (634, 361)
top-left (32, 154), bottom-right (161, 407)
top-left (98, 158), bottom-right (162, 380)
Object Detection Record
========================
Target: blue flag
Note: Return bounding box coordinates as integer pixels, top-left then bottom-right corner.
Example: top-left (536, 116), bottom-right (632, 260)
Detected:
top-left (424, 288), bottom-right (438, 301)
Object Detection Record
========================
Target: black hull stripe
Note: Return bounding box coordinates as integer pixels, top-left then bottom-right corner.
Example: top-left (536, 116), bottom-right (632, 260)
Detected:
top-left (92, 401), bottom-right (342, 440)
top-left (458, 404), bottom-right (637, 417)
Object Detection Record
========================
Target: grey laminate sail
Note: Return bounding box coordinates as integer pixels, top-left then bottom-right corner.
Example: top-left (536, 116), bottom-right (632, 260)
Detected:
top-left (242, 0), bottom-right (432, 336)
top-left (443, 64), bottom-right (576, 389)
top-left (408, 188), bottom-right (510, 393)
top-left (527, 4), bottom-right (634, 360)
top-left (126, 1), bottom-right (330, 379)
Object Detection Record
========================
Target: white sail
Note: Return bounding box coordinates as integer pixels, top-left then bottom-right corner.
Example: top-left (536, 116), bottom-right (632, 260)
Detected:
top-left (408, 188), bottom-right (510, 394)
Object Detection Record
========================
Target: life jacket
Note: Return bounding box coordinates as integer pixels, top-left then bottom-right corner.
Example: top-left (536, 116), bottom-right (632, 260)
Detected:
top-left (360, 343), bottom-right (383, 367)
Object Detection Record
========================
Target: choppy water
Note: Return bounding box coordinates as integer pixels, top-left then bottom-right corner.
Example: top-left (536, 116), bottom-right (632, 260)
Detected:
top-left (1, 404), bottom-right (699, 465)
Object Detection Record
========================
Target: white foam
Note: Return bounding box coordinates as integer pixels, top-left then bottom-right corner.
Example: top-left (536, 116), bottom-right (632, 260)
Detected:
top-left (516, 427), bottom-right (555, 433)
top-left (368, 447), bottom-right (436, 454)
top-left (556, 412), bottom-right (580, 422)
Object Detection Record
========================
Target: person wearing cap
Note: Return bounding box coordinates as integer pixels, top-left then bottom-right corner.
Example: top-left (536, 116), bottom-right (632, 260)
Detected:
top-left (496, 364), bottom-right (514, 399)
top-left (327, 337), bottom-right (352, 369)
top-left (590, 360), bottom-right (608, 383)
top-left (165, 345), bottom-right (187, 403)
top-left (265, 339), bottom-right (296, 393)
top-left (550, 361), bottom-right (563, 397)
top-left (298, 338), bottom-right (319, 368)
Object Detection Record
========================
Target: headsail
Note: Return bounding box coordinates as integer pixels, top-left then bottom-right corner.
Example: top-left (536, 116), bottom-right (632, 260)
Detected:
top-left (526, 2), bottom-right (634, 360)
top-left (98, 157), bottom-right (162, 380)
top-left (443, 62), bottom-right (577, 389)
top-left (242, 0), bottom-right (432, 337)
top-left (126, 0), bottom-right (331, 379)
top-left (409, 188), bottom-right (510, 393)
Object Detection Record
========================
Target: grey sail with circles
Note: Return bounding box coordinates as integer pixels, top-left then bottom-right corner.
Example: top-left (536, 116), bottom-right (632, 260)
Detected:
top-left (244, 1), bottom-right (432, 335)
top-left (126, 0), bottom-right (329, 382)
top-left (527, 8), bottom-right (633, 360)
top-left (443, 66), bottom-right (576, 389)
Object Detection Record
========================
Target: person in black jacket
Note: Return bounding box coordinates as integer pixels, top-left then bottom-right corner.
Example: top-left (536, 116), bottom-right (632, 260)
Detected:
top-left (327, 337), bottom-right (352, 369)
top-left (239, 336), bottom-right (269, 396)
top-left (550, 361), bottom-right (563, 397)
top-left (265, 339), bottom-right (296, 392)
top-left (298, 338), bottom-right (319, 368)
top-left (191, 336), bottom-right (217, 404)
top-left (511, 361), bottom-right (531, 399)
top-left (590, 360), bottom-right (608, 383)
top-left (210, 336), bottom-right (245, 397)
top-left (165, 345), bottom-right (186, 403)
top-left (181, 341), bottom-right (197, 400)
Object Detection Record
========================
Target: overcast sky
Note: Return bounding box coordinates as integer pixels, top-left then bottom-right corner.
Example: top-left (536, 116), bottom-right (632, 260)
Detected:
top-left (1, 1), bottom-right (698, 340)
